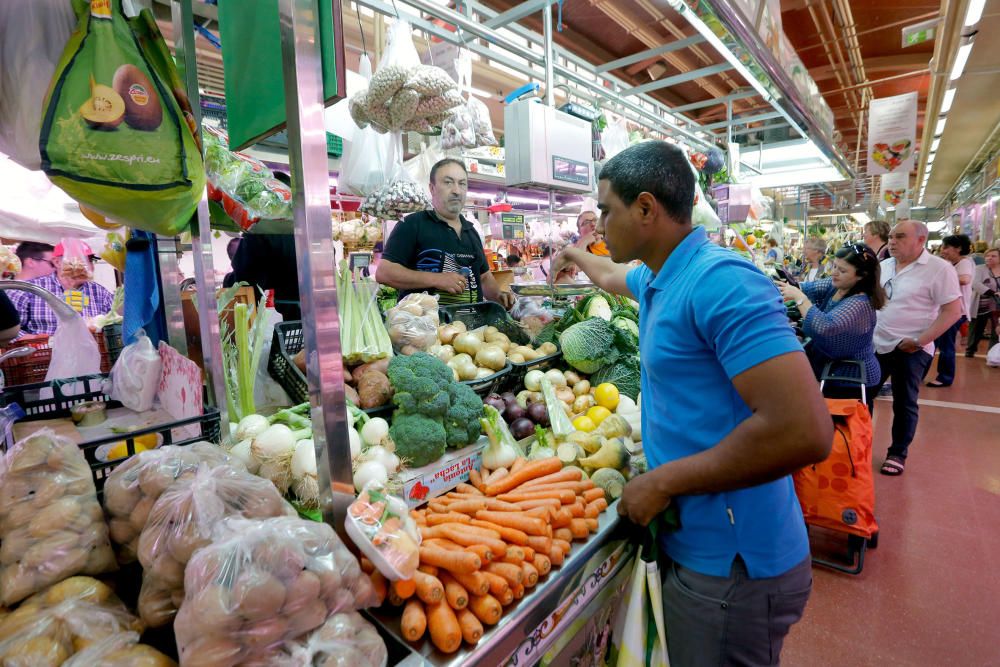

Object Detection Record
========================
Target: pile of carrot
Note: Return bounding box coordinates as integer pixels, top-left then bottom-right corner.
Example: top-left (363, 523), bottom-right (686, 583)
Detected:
top-left (361, 456), bottom-right (610, 654)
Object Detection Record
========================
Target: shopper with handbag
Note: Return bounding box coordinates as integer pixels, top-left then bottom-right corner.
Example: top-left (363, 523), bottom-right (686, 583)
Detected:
top-left (966, 247), bottom-right (1000, 357)
top-left (551, 141), bottom-right (832, 667)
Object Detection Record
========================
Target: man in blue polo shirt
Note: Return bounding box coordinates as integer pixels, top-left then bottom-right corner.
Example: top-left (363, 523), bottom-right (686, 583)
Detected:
top-left (552, 141), bottom-right (831, 666)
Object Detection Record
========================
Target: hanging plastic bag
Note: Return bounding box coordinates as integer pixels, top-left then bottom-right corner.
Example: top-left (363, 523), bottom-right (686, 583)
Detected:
top-left (611, 526), bottom-right (669, 667)
top-left (39, 0), bottom-right (204, 236)
top-left (44, 313), bottom-right (102, 381)
top-left (136, 464), bottom-right (294, 627)
top-left (602, 116), bottom-right (630, 161)
top-left (359, 176), bottom-right (431, 221)
top-left (440, 104), bottom-right (476, 150)
top-left (108, 328), bottom-right (163, 412)
top-left (341, 55), bottom-right (399, 198)
top-left (0, 429), bottom-right (117, 606)
top-left (272, 612), bottom-right (389, 667)
top-left (0, 0), bottom-right (78, 169)
top-left (103, 441), bottom-right (240, 564)
top-left (175, 515), bottom-right (378, 667)
top-left (404, 139), bottom-right (445, 195)
top-left (467, 96), bottom-right (497, 147)
top-left (453, 48), bottom-right (496, 148)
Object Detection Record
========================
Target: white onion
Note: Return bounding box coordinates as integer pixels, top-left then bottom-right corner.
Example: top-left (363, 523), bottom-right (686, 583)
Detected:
top-left (349, 428), bottom-right (362, 459)
top-left (361, 418), bottom-right (390, 448)
top-left (229, 439), bottom-right (259, 474)
top-left (235, 414), bottom-right (269, 442)
top-left (364, 445), bottom-right (399, 474)
top-left (251, 424), bottom-right (297, 460)
top-left (354, 459), bottom-right (389, 492)
top-left (524, 370), bottom-right (545, 392)
top-left (291, 439), bottom-right (318, 479)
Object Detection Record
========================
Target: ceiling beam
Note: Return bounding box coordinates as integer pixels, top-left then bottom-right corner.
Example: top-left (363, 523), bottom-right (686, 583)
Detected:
top-left (701, 111), bottom-right (785, 131)
top-left (596, 35), bottom-right (705, 73)
top-left (809, 53), bottom-right (931, 82)
top-left (622, 63), bottom-right (732, 97)
top-left (484, 0), bottom-right (558, 29)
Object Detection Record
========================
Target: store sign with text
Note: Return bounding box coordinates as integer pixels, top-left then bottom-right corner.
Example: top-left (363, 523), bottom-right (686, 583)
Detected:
top-left (867, 92), bottom-right (917, 176)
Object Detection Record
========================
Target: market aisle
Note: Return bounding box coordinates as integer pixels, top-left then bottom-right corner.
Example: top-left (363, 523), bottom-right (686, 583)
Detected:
top-left (783, 356), bottom-right (1000, 667)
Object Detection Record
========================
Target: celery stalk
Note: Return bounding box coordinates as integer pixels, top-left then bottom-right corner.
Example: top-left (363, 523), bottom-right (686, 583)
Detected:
top-left (234, 302), bottom-right (255, 419)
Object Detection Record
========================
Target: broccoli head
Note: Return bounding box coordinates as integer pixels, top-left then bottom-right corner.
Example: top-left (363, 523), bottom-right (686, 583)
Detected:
top-left (387, 353), bottom-right (452, 417)
top-left (444, 382), bottom-right (484, 449)
top-left (389, 413), bottom-right (447, 468)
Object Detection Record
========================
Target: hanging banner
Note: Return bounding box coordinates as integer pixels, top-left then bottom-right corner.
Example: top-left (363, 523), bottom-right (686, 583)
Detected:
top-left (880, 172), bottom-right (909, 207)
top-left (867, 92), bottom-right (917, 175)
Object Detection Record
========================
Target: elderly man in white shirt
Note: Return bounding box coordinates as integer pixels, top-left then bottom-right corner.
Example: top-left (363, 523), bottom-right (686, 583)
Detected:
top-left (871, 220), bottom-right (963, 476)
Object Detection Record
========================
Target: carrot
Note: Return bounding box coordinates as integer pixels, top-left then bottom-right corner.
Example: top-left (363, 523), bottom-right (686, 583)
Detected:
top-left (552, 507), bottom-right (573, 528)
top-left (426, 512), bottom-right (473, 526)
top-left (412, 570), bottom-right (444, 604)
top-left (497, 586), bottom-right (515, 606)
top-left (515, 480), bottom-right (595, 494)
top-left (484, 458), bottom-right (562, 496)
top-left (469, 520), bottom-right (529, 546)
top-left (456, 607), bottom-right (484, 645)
top-left (388, 588), bottom-right (405, 607)
top-left (497, 489), bottom-right (576, 504)
top-left (465, 544), bottom-right (494, 563)
top-left (520, 467), bottom-right (583, 487)
top-left (437, 526), bottom-right (507, 557)
top-left (469, 468), bottom-right (486, 492)
top-left (586, 518), bottom-right (599, 532)
top-left (418, 564), bottom-right (439, 577)
top-left (503, 545), bottom-right (526, 564)
top-left (468, 594), bottom-right (503, 626)
top-left (423, 538), bottom-right (465, 552)
top-left (525, 506), bottom-right (554, 521)
top-left (359, 557), bottom-right (375, 574)
top-left (450, 570), bottom-right (489, 596)
top-left (515, 497), bottom-right (562, 510)
top-left (510, 457), bottom-right (527, 475)
top-left (392, 578), bottom-right (417, 600)
top-left (439, 572), bottom-right (469, 610)
top-left (420, 546), bottom-right (481, 574)
top-left (548, 545), bottom-right (565, 566)
top-left (521, 561), bottom-right (539, 587)
top-left (422, 524), bottom-right (501, 542)
top-left (526, 535), bottom-right (552, 554)
top-left (445, 499), bottom-right (488, 515)
top-left (585, 498), bottom-right (608, 518)
top-left (521, 545), bottom-right (535, 560)
top-left (568, 501), bottom-right (585, 517)
top-left (482, 498), bottom-right (523, 511)
top-left (429, 502), bottom-right (450, 514)
top-left (553, 538), bottom-right (572, 555)
top-left (512, 582), bottom-right (525, 599)
top-left (485, 467), bottom-right (509, 485)
top-left (582, 488), bottom-right (606, 503)
top-left (475, 511), bottom-right (548, 536)
top-left (532, 553), bottom-right (551, 576)
top-left (401, 598), bottom-right (427, 642)
top-left (484, 561), bottom-right (524, 587)
top-left (481, 571), bottom-right (510, 598)
top-left (456, 483), bottom-right (483, 496)
top-left (554, 527), bottom-right (573, 543)
top-left (370, 571), bottom-right (388, 605)
top-left (426, 600), bottom-right (463, 653)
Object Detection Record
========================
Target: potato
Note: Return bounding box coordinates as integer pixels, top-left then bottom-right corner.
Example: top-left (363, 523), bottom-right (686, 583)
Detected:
top-left (108, 518), bottom-right (137, 546)
top-left (0, 567), bottom-right (38, 607)
top-left (285, 599), bottom-right (329, 638)
top-left (138, 466), bottom-right (174, 498)
top-left (0, 529), bottom-right (32, 566)
top-left (129, 495), bottom-right (157, 531)
top-left (41, 576), bottom-right (114, 606)
top-left (27, 498), bottom-right (77, 538)
top-left (356, 370), bottom-right (393, 410)
top-left (281, 570), bottom-right (321, 613)
top-left (233, 573), bottom-right (287, 621)
top-left (242, 617), bottom-right (290, 650)
top-left (178, 637), bottom-right (244, 667)
top-left (2, 634), bottom-right (70, 667)
top-left (138, 581), bottom-right (175, 628)
top-left (188, 584), bottom-right (238, 631)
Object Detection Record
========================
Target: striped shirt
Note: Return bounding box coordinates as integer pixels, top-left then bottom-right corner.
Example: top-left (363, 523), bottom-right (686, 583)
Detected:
top-left (7, 273), bottom-right (113, 335)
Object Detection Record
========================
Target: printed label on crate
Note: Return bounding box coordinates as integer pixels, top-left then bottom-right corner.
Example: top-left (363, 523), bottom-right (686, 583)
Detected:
top-left (402, 445), bottom-right (483, 507)
top-left (504, 541), bottom-right (629, 666)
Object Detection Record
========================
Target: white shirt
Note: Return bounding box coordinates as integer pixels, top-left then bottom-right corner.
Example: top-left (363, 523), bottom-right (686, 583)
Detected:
top-left (954, 256), bottom-right (975, 320)
top-left (804, 265), bottom-right (822, 282)
top-left (874, 250), bottom-right (961, 355)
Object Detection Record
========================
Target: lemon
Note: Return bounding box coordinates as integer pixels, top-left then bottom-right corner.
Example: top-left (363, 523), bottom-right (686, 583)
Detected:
top-left (586, 406), bottom-right (612, 426)
top-left (572, 416), bottom-right (596, 433)
top-left (594, 383), bottom-right (620, 411)
top-left (106, 441), bottom-right (150, 461)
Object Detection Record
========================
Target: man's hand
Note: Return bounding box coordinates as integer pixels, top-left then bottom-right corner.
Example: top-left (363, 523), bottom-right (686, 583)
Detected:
top-left (897, 338), bottom-right (921, 353)
top-left (435, 272), bottom-right (468, 294)
top-left (777, 283), bottom-right (805, 304)
top-left (548, 247), bottom-right (582, 285)
top-left (498, 291), bottom-right (515, 310)
top-left (575, 231), bottom-right (597, 250)
top-left (618, 470), bottom-right (672, 527)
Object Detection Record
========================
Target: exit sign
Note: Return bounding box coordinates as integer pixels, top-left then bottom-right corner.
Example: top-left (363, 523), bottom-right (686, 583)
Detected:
top-left (902, 19), bottom-right (937, 48)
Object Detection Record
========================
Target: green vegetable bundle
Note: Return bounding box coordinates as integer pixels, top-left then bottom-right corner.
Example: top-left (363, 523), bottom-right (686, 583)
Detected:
top-left (336, 263), bottom-right (393, 366)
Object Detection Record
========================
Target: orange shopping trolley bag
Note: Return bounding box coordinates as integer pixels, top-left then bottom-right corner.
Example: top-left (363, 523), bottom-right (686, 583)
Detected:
top-left (794, 360), bottom-right (878, 574)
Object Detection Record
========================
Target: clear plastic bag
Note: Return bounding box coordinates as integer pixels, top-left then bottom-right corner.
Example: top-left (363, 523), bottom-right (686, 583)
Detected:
top-left (0, 429), bottom-right (117, 606)
top-left (136, 464), bottom-right (294, 627)
top-left (273, 612), bottom-right (388, 667)
top-left (358, 176), bottom-right (431, 221)
top-left (601, 116), bottom-right (630, 161)
top-left (345, 482), bottom-right (421, 580)
top-left (384, 293), bottom-right (440, 354)
top-left (109, 328), bottom-right (163, 412)
top-left (466, 96), bottom-right (497, 147)
top-left (692, 181), bottom-right (722, 231)
top-left (44, 316), bottom-right (102, 381)
top-left (440, 105), bottom-right (476, 150)
top-left (174, 515), bottom-right (378, 667)
top-left (103, 442), bottom-right (242, 564)
top-left (62, 631), bottom-right (176, 667)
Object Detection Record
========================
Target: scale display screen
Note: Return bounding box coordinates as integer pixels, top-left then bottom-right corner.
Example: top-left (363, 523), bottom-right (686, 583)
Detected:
top-left (552, 155), bottom-right (591, 186)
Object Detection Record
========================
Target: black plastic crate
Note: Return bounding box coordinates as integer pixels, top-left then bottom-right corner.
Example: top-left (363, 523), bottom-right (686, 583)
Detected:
top-left (439, 301), bottom-right (530, 345)
top-left (461, 363), bottom-right (512, 397)
top-left (0, 374), bottom-right (221, 498)
top-left (102, 323), bottom-right (124, 367)
top-left (500, 349), bottom-right (563, 393)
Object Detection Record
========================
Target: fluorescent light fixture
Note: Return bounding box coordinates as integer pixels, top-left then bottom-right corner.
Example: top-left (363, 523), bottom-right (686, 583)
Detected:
top-left (965, 0), bottom-right (986, 26)
top-left (940, 89), bottom-right (956, 114)
top-left (469, 87), bottom-right (494, 99)
top-left (930, 137), bottom-right (941, 152)
top-left (749, 165), bottom-right (848, 189)
top-left (951, 42), bottom-right (973, 80)
top-left (935, 116), bottom-right (948, 136)
top-left (912, 205), bottom-right (927, 210)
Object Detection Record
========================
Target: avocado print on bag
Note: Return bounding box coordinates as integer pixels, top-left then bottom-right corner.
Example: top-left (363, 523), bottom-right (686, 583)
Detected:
top-left (39, 0), bottom-right (203, 236)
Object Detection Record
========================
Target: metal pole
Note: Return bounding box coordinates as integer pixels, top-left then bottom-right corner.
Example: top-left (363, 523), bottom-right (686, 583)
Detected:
top-left (726, 99), bottom-right (733, 147)
top-left (172, 0), bottom-right (227, 431)
top-left (278, 0), bottom-right (354, 532)
top-left (156, 236), bottom-right (187, 355)
top-left (543, 2), bottom-right (554, 107)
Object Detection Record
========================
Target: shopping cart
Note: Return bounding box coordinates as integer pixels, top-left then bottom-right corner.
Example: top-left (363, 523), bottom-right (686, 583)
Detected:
top-left (794, 359), bottom-right (879, 575)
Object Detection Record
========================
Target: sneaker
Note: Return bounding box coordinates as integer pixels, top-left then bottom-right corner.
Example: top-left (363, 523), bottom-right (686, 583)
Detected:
top-left (878, 383), bottom-right (893, 397)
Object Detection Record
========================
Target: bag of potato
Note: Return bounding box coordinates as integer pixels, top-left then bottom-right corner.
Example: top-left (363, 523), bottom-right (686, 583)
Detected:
top-left (63, 631), bottom-right (176, 667)
top-left (0, 429), bottom-right (117, 606)
top-left (174, 516), bottom-right (378, 667)
top-left (272, 612), bottom-right (388, 667)
top-left (136, 464), bottom-right (294, 627)
top-left (103, 441), bottom-right (241, 564)
top-left (0, 581), bottom-right (142, 664)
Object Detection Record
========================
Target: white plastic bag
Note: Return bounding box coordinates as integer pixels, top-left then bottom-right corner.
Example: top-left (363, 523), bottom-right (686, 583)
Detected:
top-left (273, 612), bottom-right (388, 667)
top-left (341, 56), bottom-right (406, 197)
top-left (109, 329), bottom-right (163, 412)
top-left (602, 116), bottom-right (630, 161)
top-left (45, 316), bottom-right (102, 381)
top-left (988, 343), bottom-right (1000, 368)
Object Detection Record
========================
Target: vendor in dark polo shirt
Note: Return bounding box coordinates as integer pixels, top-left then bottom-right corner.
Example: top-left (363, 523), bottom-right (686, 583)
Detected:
top-left (377, 159), bottom-right (514, 309)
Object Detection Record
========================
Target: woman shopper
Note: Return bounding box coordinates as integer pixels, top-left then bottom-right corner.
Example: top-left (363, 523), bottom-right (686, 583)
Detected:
top-left (778, 243), bottom-right (886, 414)
top-left (928, 235), bottom-right (975, 387)
top-left (966, 247), bottom-right (1000, 357)
top-left (798, 236), bottom-right (829, 282)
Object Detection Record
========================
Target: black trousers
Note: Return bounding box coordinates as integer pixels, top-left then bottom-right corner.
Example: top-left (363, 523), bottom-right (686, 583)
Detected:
top-left (966, 312), bottom-right (999, 355)
top-left (872, 349), bottom-right (933, 460)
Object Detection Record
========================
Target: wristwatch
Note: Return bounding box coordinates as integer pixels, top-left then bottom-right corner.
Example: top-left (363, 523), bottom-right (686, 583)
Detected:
top-left (795, 298), bottom-right (804, 306)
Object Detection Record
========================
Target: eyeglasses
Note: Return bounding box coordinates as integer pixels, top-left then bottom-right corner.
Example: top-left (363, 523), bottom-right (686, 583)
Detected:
top-left (844, 243), bottom-right (876, 260)
top-left (884, 278), bottom-right (893, 300)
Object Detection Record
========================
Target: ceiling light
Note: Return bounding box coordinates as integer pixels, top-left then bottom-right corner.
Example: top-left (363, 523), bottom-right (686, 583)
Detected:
top-left (940, 89), bottom-right (956, 114)
top-left (951, 42), bottom-right (974, 80)
top-left (930, 137), bottom-right (941, 152)
top-left (935, 116), bottom-right (948, 136)
top-left (964, 0), bottom-right (986, 26)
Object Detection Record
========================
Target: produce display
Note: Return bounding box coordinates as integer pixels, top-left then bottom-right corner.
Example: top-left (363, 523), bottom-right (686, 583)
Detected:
top-left (103, 442), bottom-right (242, 564)
top-left (335, 263), bottom-right (394, 368)
top-left (385, 293), bottom-right (440, 355)
top-left (332, 217), bottom-right (383, 248)
top-left (174, 515), bottom-right (377, 667)
top-left (431, 322), bottom-right (557, 379)
top-left (136, 464), bottom-right (294, 627)
top-left (0, 430), bottom-right (117, 606)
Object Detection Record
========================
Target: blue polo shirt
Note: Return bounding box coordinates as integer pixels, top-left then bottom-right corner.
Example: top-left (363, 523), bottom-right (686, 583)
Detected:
top-left (625, 226), bottom-right (809, 579)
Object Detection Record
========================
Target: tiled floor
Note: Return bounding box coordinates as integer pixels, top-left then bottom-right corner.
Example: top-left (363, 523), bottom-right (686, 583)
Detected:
top-left (782, 354), bottom-right (1000, 667)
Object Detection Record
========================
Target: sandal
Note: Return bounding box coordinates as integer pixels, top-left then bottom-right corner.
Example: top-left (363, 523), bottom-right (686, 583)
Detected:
top-left (880, 457), bottom-right (905, 476)
top-left (926, 381), bottom-right (950, 388)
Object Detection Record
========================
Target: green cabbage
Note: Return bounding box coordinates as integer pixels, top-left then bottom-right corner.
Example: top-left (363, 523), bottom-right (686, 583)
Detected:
top-left (559, 318), bottom-right (619, 374)
top-left (590, 355), bottom-right (641, 401)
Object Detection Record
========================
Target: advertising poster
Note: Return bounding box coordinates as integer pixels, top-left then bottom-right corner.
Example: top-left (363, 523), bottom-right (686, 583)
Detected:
top-left (867, 92), bottom-right (917, 175)
top-left (880, 172), bottom-right (909, 208)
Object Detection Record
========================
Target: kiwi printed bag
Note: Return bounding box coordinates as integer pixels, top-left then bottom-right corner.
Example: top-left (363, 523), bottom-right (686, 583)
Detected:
top-left (39, 0), bottom-right (204, 236)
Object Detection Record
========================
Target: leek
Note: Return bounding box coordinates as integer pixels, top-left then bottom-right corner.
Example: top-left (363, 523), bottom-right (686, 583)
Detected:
top-left (541, 377), bottom-right (576, 441)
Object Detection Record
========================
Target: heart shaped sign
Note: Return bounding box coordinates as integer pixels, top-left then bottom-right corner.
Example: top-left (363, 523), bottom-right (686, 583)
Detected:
top-left (871, 139), bottom-right (912, 172)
